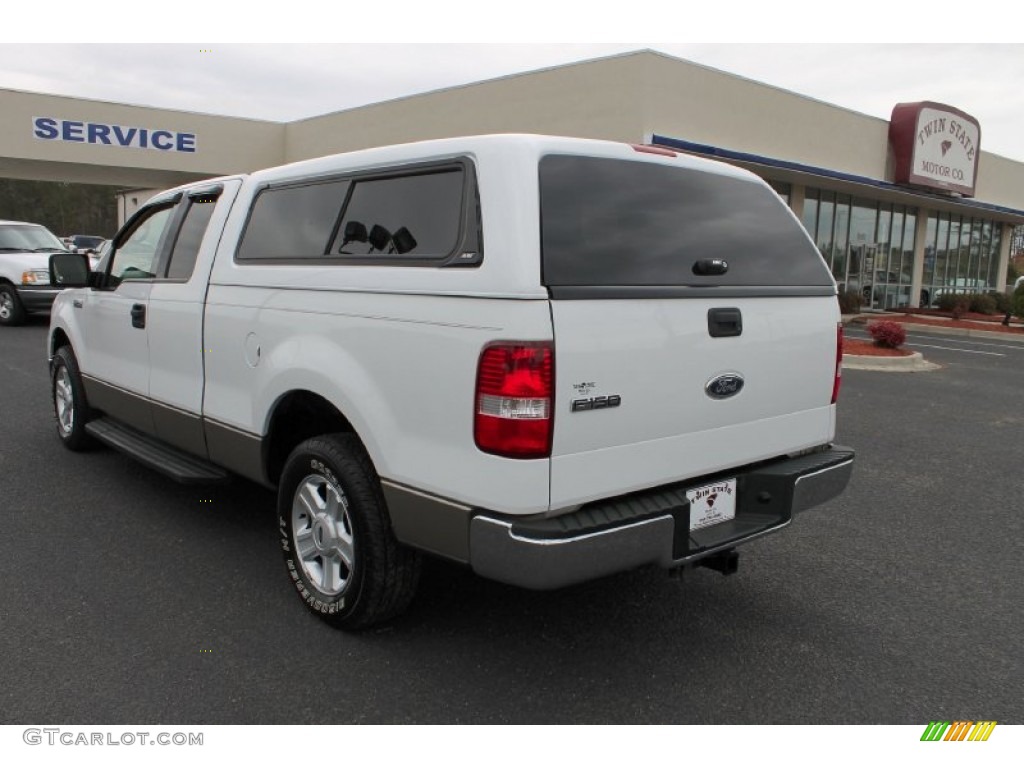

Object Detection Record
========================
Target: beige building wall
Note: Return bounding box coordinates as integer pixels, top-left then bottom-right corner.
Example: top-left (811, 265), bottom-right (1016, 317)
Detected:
top-left (636, 52), bottom-right (1024, 212)
top-left (640, 53), bottom-right (892, 179)
top-left (1, 50), bottom-right (1022, 228)
top-left (0, 87), bottom-right (285, 188)
top-left (284, 53), bottom-right (649, 161)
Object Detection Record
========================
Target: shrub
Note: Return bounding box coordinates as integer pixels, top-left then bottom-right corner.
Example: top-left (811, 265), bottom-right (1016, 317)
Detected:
top-left (936, 292), bottom-right (971, 319)
top-left (868, 320), bottom-right (907, 349)
top-left (988, 291), bottom-right (1011, 314)
top-left (968, 293), bottom-right (998, 315)
top-left (837, 289), bottom-right (863, 314)
top-left (1013, 285), bottom-right (1024, 319)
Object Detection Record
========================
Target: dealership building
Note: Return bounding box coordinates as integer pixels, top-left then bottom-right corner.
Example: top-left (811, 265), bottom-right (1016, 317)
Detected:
top-left (2, 49), bottom-right (1022, 308)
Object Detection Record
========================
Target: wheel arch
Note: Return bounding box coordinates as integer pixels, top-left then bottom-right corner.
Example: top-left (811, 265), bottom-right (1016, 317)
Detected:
top-left (50, 326), bottom-right (72, 357)
top-left (263, 389), bottom-right (372, 487)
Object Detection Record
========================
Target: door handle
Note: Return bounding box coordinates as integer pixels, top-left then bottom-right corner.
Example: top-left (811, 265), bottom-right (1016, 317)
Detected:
top-left (708, 307), bottom-right (742, 338)
top-left (130, 303), bottom-right (146, 329)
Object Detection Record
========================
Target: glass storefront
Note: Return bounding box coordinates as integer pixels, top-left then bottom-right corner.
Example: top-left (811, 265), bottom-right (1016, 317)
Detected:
top-left (801, 187), bottom-right (917, 310)
top-left (919, 211), bottom-right (1003, 307)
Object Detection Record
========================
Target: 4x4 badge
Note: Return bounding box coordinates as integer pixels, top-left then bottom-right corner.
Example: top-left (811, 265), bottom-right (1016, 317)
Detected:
top-left (705, 374), bottom-right (744, 400)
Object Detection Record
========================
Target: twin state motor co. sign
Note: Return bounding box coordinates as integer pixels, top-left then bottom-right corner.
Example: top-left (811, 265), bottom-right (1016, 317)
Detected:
top-left (889, 102), bottom-right (980, 197)
top-left (32, 117), bottom-right (197, 153)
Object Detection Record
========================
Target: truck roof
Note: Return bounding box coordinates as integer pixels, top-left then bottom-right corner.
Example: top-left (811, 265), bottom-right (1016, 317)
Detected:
top-left (151, 134), bottom-right (763, 204)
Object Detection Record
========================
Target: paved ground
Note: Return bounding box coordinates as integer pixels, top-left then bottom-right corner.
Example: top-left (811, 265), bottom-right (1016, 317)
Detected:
top-left (1, 317), bottom-right (1021, 724)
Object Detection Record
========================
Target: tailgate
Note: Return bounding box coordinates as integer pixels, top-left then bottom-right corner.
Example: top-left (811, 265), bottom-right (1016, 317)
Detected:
top-left (538, 151), bottom-right (840, 511)
top-left (549, 296), bottom-right (839, 509)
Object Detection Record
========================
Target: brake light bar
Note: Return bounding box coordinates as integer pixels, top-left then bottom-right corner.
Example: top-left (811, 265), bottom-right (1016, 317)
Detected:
top-left (630, 144), bottom-right (677, 157)
top-left (831, 323), bottom-right (843, 405)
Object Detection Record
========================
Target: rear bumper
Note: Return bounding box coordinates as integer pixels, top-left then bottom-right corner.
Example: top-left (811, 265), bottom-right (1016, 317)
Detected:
top-left (469, 446), bottom-right (854, 590)
top-left (16, 286), bottom-right (62, 313)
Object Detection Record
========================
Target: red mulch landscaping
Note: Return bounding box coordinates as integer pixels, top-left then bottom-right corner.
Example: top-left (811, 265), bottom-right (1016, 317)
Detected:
top-left (845, 338), bottom-right (913, 357)
top-left (890, 311), bottom-right (1024, 335)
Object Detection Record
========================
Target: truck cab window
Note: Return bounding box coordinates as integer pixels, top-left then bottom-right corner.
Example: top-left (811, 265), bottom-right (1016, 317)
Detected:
top-left (165, 196), bottom-right (218, 280)
top-left (110, 206), bottom-right (175, 284)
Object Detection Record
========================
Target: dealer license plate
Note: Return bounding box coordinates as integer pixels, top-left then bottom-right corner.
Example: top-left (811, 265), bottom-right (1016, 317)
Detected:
top-left (687, 478), bottom-right (737, 531)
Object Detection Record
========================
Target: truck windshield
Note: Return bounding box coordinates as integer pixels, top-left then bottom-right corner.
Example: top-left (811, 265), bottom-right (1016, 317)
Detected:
top-left (539, 155), bottom-right (833, 289)
top-left (0, 224), bottom-right (66, 252)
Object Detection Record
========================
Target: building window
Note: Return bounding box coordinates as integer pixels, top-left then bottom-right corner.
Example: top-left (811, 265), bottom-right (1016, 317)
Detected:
top-left (801, 188), bottom-right (819, 237)
top-left (921, 212), bottom-right (1004, 307)
top-left (801, 186), bottom-right (918, 309)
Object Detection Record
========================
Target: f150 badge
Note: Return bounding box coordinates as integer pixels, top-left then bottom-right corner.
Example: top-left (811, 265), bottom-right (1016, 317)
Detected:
top-left (705, 373), bottom-right (744, 400)
top-left (571, 395), bottom-right (621, 412)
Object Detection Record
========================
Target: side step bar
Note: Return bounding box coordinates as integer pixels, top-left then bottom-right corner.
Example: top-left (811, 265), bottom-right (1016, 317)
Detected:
top-left (85, 417), bottom-right (230, 485)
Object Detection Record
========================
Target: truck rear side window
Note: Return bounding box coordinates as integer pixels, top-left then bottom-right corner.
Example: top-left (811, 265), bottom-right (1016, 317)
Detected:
top-left (539, 155), bottom-right (833, 289)
top-left (236, 164), bottom-right (475, 265)
top-left (237, 180), bottom-right (349, 261)
top-left (333, 170), bottom-right (464, 259)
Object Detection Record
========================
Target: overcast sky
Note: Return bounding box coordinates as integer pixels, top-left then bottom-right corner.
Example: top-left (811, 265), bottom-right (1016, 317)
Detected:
top-left (3, 33), bottom-right (1023, 161)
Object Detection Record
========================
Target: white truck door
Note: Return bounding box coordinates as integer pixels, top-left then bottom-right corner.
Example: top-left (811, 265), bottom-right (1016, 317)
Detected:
top-left (79, 202), bottom-right (179, 435)
top-left (147, 181), bottom-right (241, 457)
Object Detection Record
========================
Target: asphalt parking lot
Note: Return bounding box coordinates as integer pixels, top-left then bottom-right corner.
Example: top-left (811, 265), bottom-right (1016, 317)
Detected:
top-left (1, 317), bottom-right (1022, 724)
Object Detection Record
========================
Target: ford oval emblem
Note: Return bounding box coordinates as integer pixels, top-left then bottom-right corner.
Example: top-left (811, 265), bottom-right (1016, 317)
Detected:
top-left (705, 373), bottom-right (744, 400)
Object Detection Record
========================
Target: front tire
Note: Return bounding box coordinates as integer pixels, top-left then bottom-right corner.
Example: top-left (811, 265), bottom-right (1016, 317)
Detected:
top-left (51, 346), bottom-right (95, 451)
top-left (277, 434), bottom-right (421, 629)
top-left (0, 283), bottom-right (27, 326)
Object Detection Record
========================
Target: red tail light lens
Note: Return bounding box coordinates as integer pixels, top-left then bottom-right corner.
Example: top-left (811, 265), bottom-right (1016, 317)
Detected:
top-left (475, 343), bottom-right (554, 459)
top-left (831, 323), bottom-right (843, 405)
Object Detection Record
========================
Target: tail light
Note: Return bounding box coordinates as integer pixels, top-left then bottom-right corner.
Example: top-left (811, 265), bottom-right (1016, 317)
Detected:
top-left (831, 323), bottom-right (843, 405)
top-left (475, 342), bottom-right (553, 459)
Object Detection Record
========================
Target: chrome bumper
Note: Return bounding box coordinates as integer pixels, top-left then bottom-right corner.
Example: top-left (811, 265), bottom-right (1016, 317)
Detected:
top-left (470, 447), bottom-right (854, 590)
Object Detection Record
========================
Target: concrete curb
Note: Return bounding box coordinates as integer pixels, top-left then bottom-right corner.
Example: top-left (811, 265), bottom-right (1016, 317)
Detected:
top-left (843, 351), bottom-right (941, 372)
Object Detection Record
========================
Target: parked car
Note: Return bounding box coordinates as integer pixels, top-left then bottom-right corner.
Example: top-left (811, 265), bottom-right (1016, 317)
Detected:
top-left (930, 278), bottom-right (992, 307)
top-left (65, 234), bottom-right (107, 255)
top-left (845, 270), bottom-right (908, 307)
top-left (89, 239), bottom-right (111, 270)
top-left (0, 219), bottom-right (72, 326)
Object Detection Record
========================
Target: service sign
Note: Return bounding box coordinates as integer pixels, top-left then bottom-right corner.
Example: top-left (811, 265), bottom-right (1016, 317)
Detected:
top-left (889, 102), bottom-right (979, 197)
top-left (32, 117), bottom-right (197, 154)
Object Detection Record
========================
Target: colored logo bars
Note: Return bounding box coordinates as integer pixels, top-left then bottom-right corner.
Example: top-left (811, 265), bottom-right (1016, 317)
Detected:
top-left (920, 721), bottom-right (997, 742)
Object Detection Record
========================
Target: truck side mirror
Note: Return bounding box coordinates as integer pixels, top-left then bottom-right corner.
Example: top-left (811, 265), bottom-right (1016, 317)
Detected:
top-left (49, 252), bottom-right (91, 288)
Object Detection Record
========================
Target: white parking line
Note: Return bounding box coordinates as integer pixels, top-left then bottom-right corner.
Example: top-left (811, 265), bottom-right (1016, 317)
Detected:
top-left (905, 334), bottom-right (1024, 351)
top-left (905, 342), bottom-right (1004, 357)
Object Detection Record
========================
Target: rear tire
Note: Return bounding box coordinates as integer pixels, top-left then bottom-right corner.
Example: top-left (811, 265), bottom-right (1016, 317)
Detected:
top-left (0, 284), bottom-right (27, 326)
top-left (277, 433), bottom-right (421, 629)
top-left (51, 346), bottom-right (95, 451)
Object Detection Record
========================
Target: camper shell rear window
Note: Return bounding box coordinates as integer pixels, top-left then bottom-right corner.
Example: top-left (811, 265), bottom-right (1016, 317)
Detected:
top-left (539, 155), bottom-right (834, 292)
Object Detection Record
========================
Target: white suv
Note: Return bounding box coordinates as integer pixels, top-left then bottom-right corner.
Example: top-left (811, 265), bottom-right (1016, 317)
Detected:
top-left (0, 220), bottom-right (71, 326)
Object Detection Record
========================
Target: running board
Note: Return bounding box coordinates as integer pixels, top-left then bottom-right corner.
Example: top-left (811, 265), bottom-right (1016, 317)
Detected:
top-left (85, 417), bottom-right (230, 485)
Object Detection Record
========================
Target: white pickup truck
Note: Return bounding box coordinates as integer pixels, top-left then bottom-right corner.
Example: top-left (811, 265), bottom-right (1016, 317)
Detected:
top-left (47, 134), bottom-right (854, 629)
top-left (0, 219), bottom-right (71, 325)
